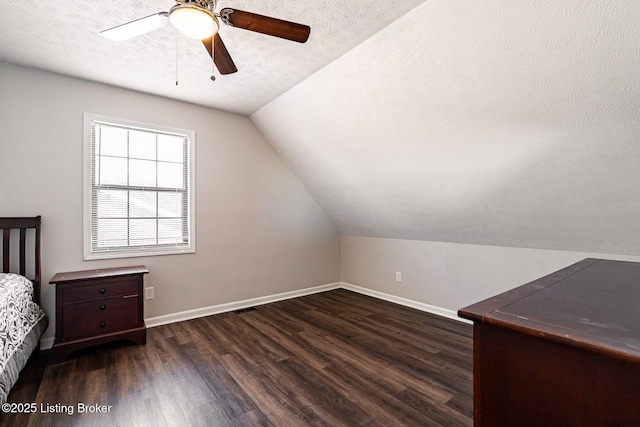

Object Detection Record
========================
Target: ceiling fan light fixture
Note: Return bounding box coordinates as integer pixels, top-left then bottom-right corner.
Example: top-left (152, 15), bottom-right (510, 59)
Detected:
top-left (169, 4), bottom-right (218, 40)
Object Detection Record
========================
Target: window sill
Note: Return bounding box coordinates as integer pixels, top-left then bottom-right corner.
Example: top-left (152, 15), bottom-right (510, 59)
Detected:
top-left (83, 247), bottom-right (195, 260)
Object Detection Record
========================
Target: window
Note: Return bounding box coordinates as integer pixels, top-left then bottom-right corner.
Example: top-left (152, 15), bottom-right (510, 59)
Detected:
top-left (83, 113), bottom-right (195, 259)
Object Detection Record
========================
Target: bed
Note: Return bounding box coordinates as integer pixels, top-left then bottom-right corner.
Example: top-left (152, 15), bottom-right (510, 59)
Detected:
top-left (0, 216), bottom-right (48, 404)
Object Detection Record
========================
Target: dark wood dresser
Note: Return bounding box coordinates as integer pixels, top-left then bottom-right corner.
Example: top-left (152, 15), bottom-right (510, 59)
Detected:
top-left (458, 258), bottom-right (640, 426)
top-left (50, 266), bottom-right (148, 364)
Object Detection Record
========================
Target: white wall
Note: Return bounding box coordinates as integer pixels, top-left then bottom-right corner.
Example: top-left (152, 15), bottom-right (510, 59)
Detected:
top-left (252, 0), bottom-right (640, 256)
top-left (341, 235), bottom-right (640, 318)
top-left (0, 63), bottom-right (340, 344)
top-left (247, 1), bottom-right (640, 326)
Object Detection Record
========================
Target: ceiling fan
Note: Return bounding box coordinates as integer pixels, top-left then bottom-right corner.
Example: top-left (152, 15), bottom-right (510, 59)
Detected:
top-left (100, 0), bottom-right (311, 75)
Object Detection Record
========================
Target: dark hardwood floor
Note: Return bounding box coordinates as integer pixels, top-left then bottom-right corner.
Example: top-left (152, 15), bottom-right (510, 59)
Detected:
top-left (3, 289), bottom-right (473, 426)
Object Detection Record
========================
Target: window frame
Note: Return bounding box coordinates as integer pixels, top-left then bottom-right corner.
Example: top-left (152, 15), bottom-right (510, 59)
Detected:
top-left (83, 113), bottom-right (196, 260)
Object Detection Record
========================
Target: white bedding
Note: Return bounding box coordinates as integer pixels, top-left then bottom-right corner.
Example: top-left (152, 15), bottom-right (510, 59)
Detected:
top-left (0, 273), bottom-right (47, 404)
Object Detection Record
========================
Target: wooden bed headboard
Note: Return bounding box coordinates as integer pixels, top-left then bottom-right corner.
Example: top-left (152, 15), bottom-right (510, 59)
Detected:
top-left (0, 216), bottom-right (41, 305)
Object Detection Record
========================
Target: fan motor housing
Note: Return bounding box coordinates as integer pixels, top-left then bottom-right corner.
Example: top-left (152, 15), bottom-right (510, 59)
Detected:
top-left (176, 0), bottom-right (215, 11)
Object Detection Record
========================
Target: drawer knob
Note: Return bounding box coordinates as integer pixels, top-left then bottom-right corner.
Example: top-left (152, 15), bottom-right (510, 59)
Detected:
top-left (99, 304), bottom-right (106, 310)
top-left (99, 288), bottom-right (106, 294)
top-left (100, 322), bottom-right (106, 328)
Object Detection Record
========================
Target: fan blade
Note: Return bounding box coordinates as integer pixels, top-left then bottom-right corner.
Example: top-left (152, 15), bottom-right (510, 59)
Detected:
top-left (101, 12), bottom-right (169, 41)
top-left (202, 34), bottom-right (238, 75)
top-left (219, 8), bottom-right (310, 43)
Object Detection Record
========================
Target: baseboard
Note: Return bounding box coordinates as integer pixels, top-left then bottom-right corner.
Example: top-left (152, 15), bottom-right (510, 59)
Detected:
top-left (144, 281), bottom-right (470, 328)
top-left (340, 282), bottom-right (472, 324)
top-left (145, 282), bottom-right (342, 328)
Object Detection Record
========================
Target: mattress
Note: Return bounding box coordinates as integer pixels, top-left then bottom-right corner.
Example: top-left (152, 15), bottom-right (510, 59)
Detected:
top-left (0, 273), bottom-right (48, 404)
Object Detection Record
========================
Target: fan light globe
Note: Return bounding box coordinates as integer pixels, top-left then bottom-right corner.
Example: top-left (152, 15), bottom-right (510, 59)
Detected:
top-left (169, 4), bottom-right (218, 40)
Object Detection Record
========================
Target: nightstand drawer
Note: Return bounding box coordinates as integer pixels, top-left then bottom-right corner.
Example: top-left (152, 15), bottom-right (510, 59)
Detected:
top-left (62, 277), bottom-right (139, 303)
top-left (62, 296), bottom-right (141, 340)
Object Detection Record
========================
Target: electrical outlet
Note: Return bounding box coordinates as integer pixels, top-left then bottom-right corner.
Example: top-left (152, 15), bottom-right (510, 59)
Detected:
top-left (396, 272), bottom-right (402, 283)
top-left (145, 287), bottom-right (155, 300)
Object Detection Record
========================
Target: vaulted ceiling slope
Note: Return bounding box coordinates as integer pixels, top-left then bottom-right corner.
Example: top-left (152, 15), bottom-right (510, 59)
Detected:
top-left (0, 0), bottom-right (425, 115)
top-left (252, 0), bottom-right (640, 255)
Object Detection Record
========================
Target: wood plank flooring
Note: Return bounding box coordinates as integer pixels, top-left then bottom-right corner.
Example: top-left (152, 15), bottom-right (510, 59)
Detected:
top-left (3, 289), bottom-right (473, 426)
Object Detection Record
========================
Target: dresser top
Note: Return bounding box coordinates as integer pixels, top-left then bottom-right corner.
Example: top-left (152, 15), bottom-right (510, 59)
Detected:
top-left (50, 265), bottom-right (148, 284)
top-left (459, 258), bottom-right (640, 363)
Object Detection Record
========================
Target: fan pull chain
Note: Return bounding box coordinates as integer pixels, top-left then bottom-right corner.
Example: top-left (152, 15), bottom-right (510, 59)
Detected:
top-left (175, 29), bottom-right (179, 86)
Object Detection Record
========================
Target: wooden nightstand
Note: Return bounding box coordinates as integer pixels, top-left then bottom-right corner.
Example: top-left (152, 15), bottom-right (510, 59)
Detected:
top-left (49, 266), bottom-right (148, 364)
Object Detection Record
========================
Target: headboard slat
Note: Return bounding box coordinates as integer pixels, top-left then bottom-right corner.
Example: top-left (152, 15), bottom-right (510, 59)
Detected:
top-left (0, 216), bottom-right (42, 305)
top-left (19, 228), bottom-right (27, 276)
top-left (2, 229), bottom-right (9, 273)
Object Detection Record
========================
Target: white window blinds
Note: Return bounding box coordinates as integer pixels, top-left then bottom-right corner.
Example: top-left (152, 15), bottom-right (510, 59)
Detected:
top-left (85, 115), bottom-right (194, 259)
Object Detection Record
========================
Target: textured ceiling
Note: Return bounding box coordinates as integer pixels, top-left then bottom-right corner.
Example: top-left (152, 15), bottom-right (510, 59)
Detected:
top-left (0, 0), bottom-right (425, 115)
top-left (252, 0), bottom-right (640, 255)
top-left (4, 0), bottom-right (640, 256)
